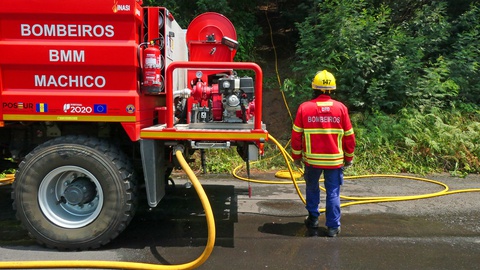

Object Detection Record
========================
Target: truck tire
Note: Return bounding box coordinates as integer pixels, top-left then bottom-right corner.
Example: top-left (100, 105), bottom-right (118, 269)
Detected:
top-left (12, 135), bottom-right (137, 250)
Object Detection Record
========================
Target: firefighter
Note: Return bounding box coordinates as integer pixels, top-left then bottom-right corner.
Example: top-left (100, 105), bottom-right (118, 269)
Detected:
top-left (291, 70), bottom-right (355, 237)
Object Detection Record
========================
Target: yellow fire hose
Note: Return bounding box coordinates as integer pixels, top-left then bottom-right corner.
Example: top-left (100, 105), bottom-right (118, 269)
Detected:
top-left (0, 177), bottom-right (14, 186)
top-left (0, 148), bottom-right (215, 269)
top-left (233, 134), bottom-right (480, 210)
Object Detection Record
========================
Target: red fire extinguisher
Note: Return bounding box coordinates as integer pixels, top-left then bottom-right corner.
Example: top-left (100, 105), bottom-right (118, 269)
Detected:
top-left (140, 40), bottom-right (163, 94)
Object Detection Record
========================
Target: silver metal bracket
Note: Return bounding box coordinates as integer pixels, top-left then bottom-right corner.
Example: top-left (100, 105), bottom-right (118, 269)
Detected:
top-left (191, 141), bottom-right (231, 149)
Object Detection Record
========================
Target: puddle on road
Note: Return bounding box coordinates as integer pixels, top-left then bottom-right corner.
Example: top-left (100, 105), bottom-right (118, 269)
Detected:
top-left (256, 200), bottom-right (305, 216)
top-left (258, 213), bottom-right (480, 238)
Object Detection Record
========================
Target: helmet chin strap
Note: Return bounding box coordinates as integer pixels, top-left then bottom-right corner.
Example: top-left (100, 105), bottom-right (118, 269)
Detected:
top-left (321, 90), bottom-right (333, 94)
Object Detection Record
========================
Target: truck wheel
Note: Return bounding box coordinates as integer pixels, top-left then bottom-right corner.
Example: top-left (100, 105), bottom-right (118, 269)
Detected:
top-left (12, 135), bottom-right (137, 250)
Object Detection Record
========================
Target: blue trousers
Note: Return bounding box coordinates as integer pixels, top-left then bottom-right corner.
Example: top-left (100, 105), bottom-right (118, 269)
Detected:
top-left (304, 165), bottom-right (343, 228)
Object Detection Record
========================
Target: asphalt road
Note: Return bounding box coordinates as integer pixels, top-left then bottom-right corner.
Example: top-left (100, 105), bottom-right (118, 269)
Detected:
top-left (1, 172), bottom-right (480, 270)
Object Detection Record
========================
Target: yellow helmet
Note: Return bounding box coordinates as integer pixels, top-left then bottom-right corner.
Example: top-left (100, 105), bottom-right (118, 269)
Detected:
top-left (312, 70), bottom-right (336, 90)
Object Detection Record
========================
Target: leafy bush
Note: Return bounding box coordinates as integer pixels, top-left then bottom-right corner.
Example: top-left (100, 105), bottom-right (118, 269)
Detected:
top-left (449, 4), bottom-right (480, 108)
top-left (350, 108), bottom-right (480, 175)
top-left (286, 0), bottom-right (479, 114)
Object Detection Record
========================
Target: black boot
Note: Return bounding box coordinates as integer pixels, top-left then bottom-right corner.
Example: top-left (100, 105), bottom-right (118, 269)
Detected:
top-left (327, 226), bottom-right (341, 237)
top-left (304, 215), bottom-right (319, 229)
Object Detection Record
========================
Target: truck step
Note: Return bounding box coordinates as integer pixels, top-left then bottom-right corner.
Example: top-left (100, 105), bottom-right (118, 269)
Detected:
top-left (140, 123), bottom-right (268, 141)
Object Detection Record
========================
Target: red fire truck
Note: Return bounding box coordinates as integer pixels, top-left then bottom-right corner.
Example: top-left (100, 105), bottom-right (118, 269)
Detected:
top-left (0, 0), bottom-right (267, 250)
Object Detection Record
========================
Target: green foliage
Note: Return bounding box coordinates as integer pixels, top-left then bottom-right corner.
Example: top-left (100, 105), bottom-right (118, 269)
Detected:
top-left (3, 168), bottom-right (16, 174)
top-left (413, 56), bottom-right (459, 109)
top-left (286, 0), bottom-right (479, 114)
top-left (281, 78), bottom-right (305, 110)
top-left (449, 4), bottom-right (480, 108)
top-left (200, 144), bottom-right (292, 174)
top-left (200, 148), bottom-right (243, 174)
top-left (292, 0), bottom-right (396, 110)
top-left (350, 108), bottom-right (480, 175)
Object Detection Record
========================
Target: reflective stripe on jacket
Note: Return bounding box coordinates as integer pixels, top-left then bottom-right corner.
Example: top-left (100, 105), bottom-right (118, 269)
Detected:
top-left (291, 94), bottom-right (355, 169)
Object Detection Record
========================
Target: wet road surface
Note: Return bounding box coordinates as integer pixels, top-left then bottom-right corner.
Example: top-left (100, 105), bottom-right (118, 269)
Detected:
top-left (0, 172), bottom-right (479, 269)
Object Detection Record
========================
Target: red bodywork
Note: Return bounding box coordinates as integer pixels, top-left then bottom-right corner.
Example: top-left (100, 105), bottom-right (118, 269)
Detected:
top-left (0, 0), bottom-right (267, 143)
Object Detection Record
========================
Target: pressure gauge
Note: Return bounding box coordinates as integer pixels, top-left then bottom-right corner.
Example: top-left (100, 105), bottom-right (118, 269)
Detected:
top-left (196, 71), bottom-right (203, 79)
top-left (222, 80), bottom-right (231, 89)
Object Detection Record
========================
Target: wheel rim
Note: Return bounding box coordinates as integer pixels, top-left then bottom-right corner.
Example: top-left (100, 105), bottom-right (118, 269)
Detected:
top-left (38, 165), bottom-right (104, 229)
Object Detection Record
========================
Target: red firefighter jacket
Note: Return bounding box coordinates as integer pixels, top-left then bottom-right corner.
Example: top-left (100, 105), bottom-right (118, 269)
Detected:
top-left (291, 94), bottom-right (355, 169)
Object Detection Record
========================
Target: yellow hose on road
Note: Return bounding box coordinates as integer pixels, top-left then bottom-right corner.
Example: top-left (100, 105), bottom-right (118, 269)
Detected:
top-left (233, 134), bottom-right (480, 211)
top-left (0, 149), bottom-right (215, 270)
top-left (0, 177), bottom-right (14, 186)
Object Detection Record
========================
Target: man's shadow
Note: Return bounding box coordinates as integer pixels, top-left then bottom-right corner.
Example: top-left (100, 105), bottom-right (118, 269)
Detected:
top-left (259, 221), bottom-right (329, 237)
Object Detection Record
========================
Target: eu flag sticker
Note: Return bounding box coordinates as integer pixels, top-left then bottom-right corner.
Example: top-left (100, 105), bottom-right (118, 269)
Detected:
top-left (36, 103), bottom-right (48, 113)
top-left (94, 104), bottom-right (107, 114)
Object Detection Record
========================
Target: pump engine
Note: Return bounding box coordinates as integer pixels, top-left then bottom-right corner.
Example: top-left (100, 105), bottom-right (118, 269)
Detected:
top-left (186, 74), bottom-right (255, 123)
top-left (168, 12), bottom-right (258, 125)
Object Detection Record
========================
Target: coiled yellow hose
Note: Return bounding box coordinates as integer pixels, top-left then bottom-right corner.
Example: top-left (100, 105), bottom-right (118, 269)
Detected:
top-left (0, 177), bottom-right (14, 185)
top-left (232, 134), bottom-right (480, 211)
top-left (0, 148), bottom-right (215, 269)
